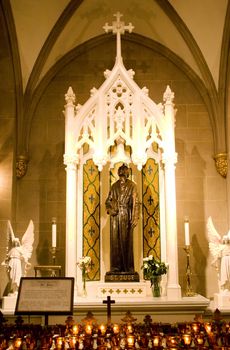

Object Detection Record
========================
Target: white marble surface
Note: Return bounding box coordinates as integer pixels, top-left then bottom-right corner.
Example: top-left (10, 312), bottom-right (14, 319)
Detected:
top-left (73, 293), bottom-right (210, 324)
top-left (0, 292), bottom-right (211, 324)
top-left (1, 295), bottom-right (17, 312)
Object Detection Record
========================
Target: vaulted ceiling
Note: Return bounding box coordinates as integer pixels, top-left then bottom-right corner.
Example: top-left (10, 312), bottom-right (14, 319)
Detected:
top-left (1, 0), bottom-right (229, 158)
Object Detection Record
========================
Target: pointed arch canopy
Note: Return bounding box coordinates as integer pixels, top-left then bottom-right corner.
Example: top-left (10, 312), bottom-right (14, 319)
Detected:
top-left (64, 60), bottom-right (175, 171)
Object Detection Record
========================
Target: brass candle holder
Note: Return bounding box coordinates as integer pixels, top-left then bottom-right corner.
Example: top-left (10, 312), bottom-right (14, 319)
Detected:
top-left (183, 245), bottom-right (196, 297)
top-left (51, 246), bottom-right (57, 265)
top-left (48, 246), bottom-right (61, 277)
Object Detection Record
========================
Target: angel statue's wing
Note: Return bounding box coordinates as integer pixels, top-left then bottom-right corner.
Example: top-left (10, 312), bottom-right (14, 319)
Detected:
top-left (21, 220), bottom-right (34, 262)
top-left (206, 216), bottom-right (223, 267)
top-left (6, 220), bottom-right (16, 251)
top-left (1, 221), bottom-right (16, 267)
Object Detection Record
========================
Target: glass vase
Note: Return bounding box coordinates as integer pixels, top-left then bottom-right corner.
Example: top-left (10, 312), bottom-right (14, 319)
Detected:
top-left (151, 276), bottom-right (161, 297)
top-left (82, 270), bottom-right (87, 297)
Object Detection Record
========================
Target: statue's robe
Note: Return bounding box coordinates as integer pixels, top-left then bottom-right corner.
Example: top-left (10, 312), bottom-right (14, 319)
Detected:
top-left (105, 178), bottom-right (139, 273)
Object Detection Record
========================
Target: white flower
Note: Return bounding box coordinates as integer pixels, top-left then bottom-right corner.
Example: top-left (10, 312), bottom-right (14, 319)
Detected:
top-left (77, 256), bottom-right (92, 270)
top-left (143, 255), bottom-right (153, 262)
top-left (84, 256), bottom-right (91, 263)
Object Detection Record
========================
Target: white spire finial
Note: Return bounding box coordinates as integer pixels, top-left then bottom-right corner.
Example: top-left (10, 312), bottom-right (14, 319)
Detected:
top-left (103, 12), bottom-right (134, 62)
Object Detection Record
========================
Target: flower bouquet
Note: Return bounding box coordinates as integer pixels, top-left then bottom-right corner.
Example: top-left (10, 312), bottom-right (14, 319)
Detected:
top-left (142, 255), bottom-right (168, 297)
top-left (76, 256), bottom-right (92, 296)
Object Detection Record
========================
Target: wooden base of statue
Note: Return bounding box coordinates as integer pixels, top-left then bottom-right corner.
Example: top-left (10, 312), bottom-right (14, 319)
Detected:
top-left (104, 271), bottom-right (139, 282)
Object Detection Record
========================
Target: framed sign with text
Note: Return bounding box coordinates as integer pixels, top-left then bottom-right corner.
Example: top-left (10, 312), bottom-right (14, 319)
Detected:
top-left (15, 277), bottom-right (74, 315)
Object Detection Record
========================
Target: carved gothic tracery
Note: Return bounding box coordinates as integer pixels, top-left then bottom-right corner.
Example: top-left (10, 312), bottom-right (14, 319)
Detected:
top-left (214, 153), bottom-right (228, 178)
top-left (16, 155), bottom-right (28, 179)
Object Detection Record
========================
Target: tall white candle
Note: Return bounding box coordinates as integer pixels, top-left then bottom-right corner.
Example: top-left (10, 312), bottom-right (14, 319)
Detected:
top-left (52, 217), bottom-right (57, 247)
top-left (184, 217), bottom-right (190, 246)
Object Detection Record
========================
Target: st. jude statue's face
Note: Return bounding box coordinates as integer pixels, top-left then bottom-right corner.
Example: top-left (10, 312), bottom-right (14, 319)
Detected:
top-left (120, 175), bottom-right (127, 184)
top-left (118, 164), bottom-right (130, 182)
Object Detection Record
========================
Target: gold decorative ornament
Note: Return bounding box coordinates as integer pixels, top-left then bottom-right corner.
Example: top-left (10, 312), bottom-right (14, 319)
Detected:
top-left (214, 153), bottom-right (227, 178)
top-left (16, 155), bottom-right (28, 179)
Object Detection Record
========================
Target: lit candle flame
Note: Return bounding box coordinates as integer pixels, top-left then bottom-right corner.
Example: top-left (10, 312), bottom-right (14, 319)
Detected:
top-left (127, 335), bottom-right (135, 347)
top-left (85, 324), bottom-right (92, 335)
top-left (73, 325), bottom-right (79, 335)
top-left (113, 324), bottom-right (119, 334)
top-left (100, 324), bottom-right (106, 335)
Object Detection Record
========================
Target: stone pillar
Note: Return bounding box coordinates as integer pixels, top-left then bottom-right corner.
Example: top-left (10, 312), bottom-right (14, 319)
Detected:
top-left (163, 86), bottom-right (181, 299)
top-left (163, 155), bottom-right (181, 299)
top-left (63, 88), bottom-right (78, 279)
top-left (64, 156), bottom-right (78, 278)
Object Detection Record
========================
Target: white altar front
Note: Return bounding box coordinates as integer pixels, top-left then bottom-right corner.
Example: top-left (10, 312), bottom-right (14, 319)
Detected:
top-left (63, 12), bottom-right (209, 314)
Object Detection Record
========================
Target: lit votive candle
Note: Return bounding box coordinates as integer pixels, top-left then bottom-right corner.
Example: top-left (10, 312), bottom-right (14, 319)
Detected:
top-left (15, 339), bottom-right (22, 349)
top-left (167, 335), bottom-right (178, 347)
top-left (113, 324), bottom-right (120, 334)
top-left (72, 324), bottom-right (79, 335)
top-left (182, 333), bottom-right (192, 346)
top-left (127, 335), bottom-right (135, 347)
top-left (127, 324), bottom-right (133, 333)
top-left (153, 335), bottom-right (160, 347)
top-left (85, 324), bottom-right (92, 335)
top-left (204, 322), bottom-right (212, 334)
top-left (196, 334), bottom-right (204, 345)
top-left (100, 324), bottom-right (106, 335)
top-left (191, 322), bottom-right (200, 333)
top-left (57, 337), bottom-right (63, 349)
top-left (70, 336), bottom-right (77, 348)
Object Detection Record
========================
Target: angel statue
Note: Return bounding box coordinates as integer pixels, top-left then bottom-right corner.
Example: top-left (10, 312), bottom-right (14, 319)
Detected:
top-left (207, 216), bottom-right (230, 293)
top-left (1, 220), bottom-right (34, 295)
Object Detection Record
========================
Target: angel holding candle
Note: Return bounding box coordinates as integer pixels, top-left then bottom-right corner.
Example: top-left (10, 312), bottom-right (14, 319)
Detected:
top-left (1, 220), bottom-right (34, 295)
top-left (207, 216), bottom-right (230, 293)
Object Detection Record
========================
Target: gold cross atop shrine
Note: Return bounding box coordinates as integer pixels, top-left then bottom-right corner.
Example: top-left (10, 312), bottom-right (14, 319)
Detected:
top-left (103, 12), bottom-right (134, 61)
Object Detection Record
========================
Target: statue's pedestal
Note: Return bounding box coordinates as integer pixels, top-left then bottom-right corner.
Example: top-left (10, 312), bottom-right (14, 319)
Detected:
top-left (104, 271), bottom-right (139, 283)
top-left (214, 292), bottom-right (230, 310)
top-left (1, 295), bottom-right (17, 312)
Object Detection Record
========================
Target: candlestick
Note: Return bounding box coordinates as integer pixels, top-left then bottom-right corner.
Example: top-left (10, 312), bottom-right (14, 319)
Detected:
top-left (184, 217), bottom-right (190, 246)
top-left (49, 247), bottom-right (57, 273)
top-left (183, 245), bottom-right (196, 296)
top-left (52, 217), bottom-right (57, 248)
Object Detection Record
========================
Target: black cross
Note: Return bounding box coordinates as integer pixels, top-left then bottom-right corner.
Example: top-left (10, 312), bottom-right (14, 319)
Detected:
top-left (88, 194), bottom-right (95, 203)
top-left (88, 226), bottom-right (95, 237)
top-left (148, 227), bottom-right (155, 237)
top-left (103, 296), bottom-right (115, 325)
top-left (89, 165), bottom-right (95, 175)
top-left (147, 164), bottom-right (153, 175)
top-left (147, 195), bottom-right (154, 205)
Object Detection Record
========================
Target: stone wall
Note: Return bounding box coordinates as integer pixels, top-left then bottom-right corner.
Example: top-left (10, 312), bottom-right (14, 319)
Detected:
top-left (0, 8), bottom-right (15, 297)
